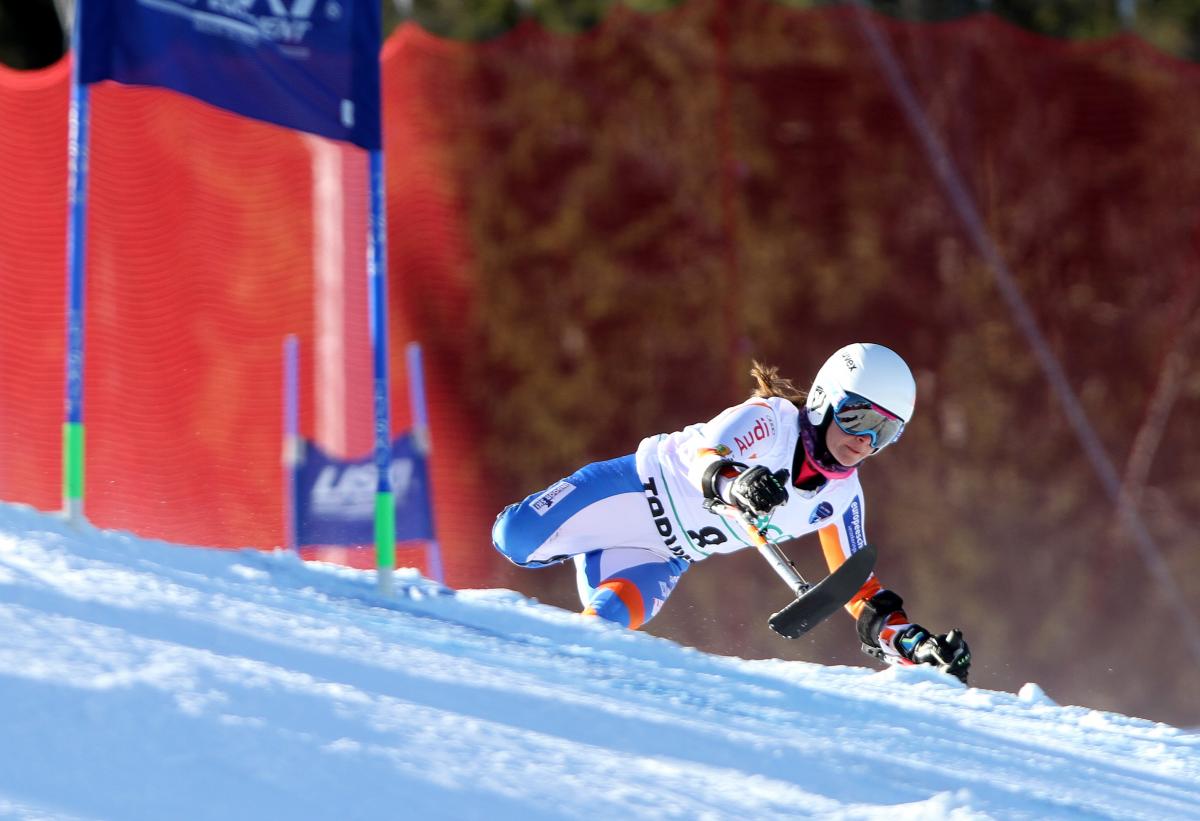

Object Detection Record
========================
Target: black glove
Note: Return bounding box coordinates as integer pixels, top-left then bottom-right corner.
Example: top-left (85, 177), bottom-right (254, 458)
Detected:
top-left (727, 464), bottom-right (790, 518)
top-left (895, 625), bottom-right (971, 683)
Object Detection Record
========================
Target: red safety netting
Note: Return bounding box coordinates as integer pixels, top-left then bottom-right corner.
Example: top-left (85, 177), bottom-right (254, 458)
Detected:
top-left (0, 28), bottom-right (498, 584)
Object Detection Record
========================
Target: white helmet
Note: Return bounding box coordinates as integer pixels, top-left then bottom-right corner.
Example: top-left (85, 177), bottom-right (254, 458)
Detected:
top-left (806, 343), bottom-right (916, 432)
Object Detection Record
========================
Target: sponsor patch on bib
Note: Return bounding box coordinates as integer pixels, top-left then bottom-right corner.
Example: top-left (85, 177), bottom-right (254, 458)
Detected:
top-left (843, 496), bottom-right (865, 552)
top-left (809, 501), bottom-right (834, 524)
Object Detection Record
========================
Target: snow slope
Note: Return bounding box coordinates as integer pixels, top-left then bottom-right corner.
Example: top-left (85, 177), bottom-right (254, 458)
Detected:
top-left (0, 501), bottom-right (1197, 821)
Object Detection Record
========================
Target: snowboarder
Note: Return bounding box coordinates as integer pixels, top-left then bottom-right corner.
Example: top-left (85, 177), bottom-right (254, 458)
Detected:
top-left (491, 343), bottom-right (971, 682)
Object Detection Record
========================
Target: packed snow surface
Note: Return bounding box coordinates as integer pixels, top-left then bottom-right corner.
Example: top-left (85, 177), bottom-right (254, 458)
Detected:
top-left (0, 501), bottom-right (1196, 820)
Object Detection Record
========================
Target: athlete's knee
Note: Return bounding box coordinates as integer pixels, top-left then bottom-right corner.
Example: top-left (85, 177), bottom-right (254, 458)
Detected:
top-left (492, 503), bottom-right (529, 564)
top-left (491, 503), bottom-right (556, 566)
top-left (582, 578), bottom-right (648, 630)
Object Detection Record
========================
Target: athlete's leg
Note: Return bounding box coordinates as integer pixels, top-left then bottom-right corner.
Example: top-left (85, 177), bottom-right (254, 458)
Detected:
top-left (492, 454), bottom-right (655, 567)
top-left (574, 548), bottom-right (689, 629)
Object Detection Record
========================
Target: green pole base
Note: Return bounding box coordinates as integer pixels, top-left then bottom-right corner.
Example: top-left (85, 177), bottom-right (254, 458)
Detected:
top-left (62, 422), bottom-right (85, 523)
top-left (376, 490), bottom-right (395, 595)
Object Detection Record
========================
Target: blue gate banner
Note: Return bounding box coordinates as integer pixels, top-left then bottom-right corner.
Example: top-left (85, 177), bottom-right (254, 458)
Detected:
top-left (76, 0), bottom-right (382, 150)
top-left (294, 433), bottom-right (434, 546)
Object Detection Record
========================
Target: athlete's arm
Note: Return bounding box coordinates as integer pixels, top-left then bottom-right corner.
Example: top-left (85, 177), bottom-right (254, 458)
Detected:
top-left (816, 497), bottom-right (915, 657)
top-left (684, 399), bottom-right (784, 493)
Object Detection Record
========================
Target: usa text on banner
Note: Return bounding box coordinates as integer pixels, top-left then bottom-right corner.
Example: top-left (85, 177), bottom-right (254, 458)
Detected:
top-left (294, 433), bottom-right (434, 546)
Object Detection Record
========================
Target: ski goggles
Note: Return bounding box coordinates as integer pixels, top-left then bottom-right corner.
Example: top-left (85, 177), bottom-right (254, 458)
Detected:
top-left (832, 393), bottom-right (905, 450)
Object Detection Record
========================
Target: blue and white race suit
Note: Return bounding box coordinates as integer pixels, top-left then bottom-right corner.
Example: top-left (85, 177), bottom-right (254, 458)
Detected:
top-left (492, 396), bottom-right (884, 635)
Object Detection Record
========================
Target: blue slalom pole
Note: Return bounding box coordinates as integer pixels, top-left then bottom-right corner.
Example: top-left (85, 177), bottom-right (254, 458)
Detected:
top-left (63, 25), bottom-right (91, 526)
top-left (406, 342), bottom-right (444, 583)
top-left (368, 148), bottom-right (395, 596)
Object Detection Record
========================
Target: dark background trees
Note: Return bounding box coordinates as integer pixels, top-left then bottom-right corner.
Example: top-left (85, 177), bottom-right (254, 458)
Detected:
top-left (421, 2), bottom-right (1200, 726)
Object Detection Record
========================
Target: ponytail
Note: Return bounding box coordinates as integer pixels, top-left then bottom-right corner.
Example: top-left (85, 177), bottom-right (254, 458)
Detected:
top-left (749, 360), bottom-right (807, 406)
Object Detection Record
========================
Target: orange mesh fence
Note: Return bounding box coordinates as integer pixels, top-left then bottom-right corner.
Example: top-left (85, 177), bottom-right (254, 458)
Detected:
top-left (0, 60), bottom-right (69, 519)
top-left (0, 34), bottom-right (495, 584)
